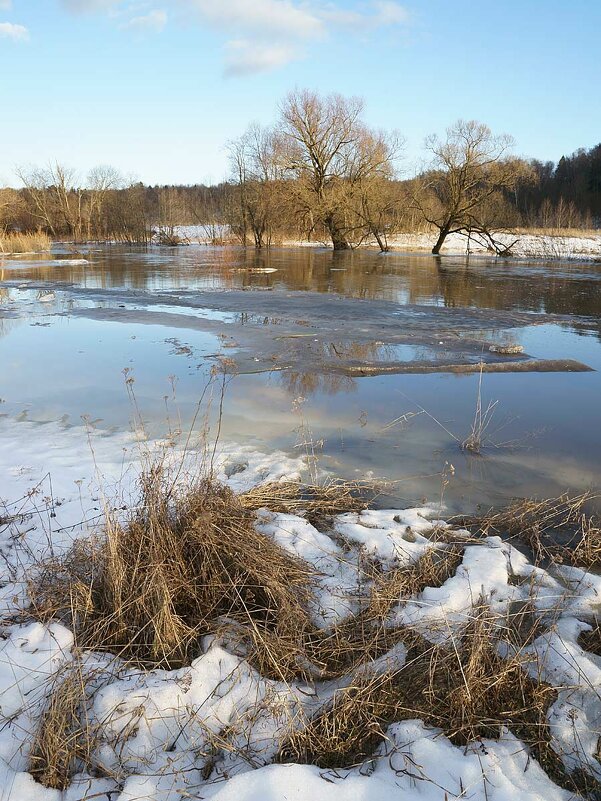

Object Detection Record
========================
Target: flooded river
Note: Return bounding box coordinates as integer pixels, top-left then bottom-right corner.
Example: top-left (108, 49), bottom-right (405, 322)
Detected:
top-left (1, 245), bottom-right (600, 513)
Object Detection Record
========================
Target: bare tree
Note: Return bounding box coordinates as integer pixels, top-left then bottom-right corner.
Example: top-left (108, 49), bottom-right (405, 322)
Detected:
top-left (415, 120), bottom-right (528, 254)
top-left (355, 176), bottom-right (407, 252)
top-left (278, 90), bottom-right (400, 250)
top-left (17, 163), bottom-right (85, 240)
top-left (226, 123), bottom-right (286, 248)
top-left (87, 165), bottom-right (123, 240)
top-left (0, 188), bottom-right (22, 229)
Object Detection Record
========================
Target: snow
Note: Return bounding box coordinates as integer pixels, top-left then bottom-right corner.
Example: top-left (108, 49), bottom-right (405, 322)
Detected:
top-left (281, 231), bottom-right (601, 260)
top-left (171, 225), bottom-right (601, 260)
top-left (198, 723), bottom-right (573, 801)
top-left (1, 421), bottom-right (601, 799)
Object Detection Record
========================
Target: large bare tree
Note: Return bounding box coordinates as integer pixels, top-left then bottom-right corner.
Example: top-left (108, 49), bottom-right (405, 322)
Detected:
top-left (278, 89), bottom-right (400, 250)
top-left (416, 120), bottom-right (528, 254)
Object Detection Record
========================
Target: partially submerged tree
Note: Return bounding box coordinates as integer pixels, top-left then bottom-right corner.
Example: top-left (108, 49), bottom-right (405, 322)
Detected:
top-left (226, 123), bottom-right (286, 248)
top-left (87, 165), bottom-right (123, 241)
top-left (356, 177), bottom-right (407, 252)
top-left (415, 120), bottom-right (529, 254)
top-left (278, 90), bottom-right (401, 250)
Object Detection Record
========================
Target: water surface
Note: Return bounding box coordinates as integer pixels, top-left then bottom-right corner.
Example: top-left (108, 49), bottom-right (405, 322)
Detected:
top-left (1, 245), bottom-right (600, 513)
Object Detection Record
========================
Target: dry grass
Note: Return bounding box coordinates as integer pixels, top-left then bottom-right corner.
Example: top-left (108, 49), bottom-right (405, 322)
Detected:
top-left (0, 230), bottom-right (52, 254)
top-left (27, 469), bottom-right (601, 796)
top-left (515, 227), bottom-right (600, 239)
top-left (153, 226), bottom-right (189, 246)
top-left (281, 605), bottom-right (553, 763)
top-left (467, 493), bottom-right (601, 569)
top-left (280, 603), bottom-right (600, 797)
top-left (240, 477), bottom-right (374, 529)
top-left (29, 469), bottom-right (449, 682)
top-left (304, 544), bottom-right (465, 678)
top-left (461, 366), bottom-right (498, 454)
top-left (26, 470), bottom-right (467, 788)
top-left (28, 663), bottom-right (96, 791)
top-left (30, 470), bottom-right (317, 678)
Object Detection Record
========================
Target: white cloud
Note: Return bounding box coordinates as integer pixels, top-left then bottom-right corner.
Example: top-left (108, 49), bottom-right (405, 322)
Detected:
top-left (372, 0), bottom-right (409, 25)
top-left (57, 0), bottom-right (410, 75)
top-left (123, 8), bottom-right (167, 32)
top-left (190, 0), bottom-right (323, 40)
top-left (224, 38), bottom-right (300, 76)
top-left (188, 0), bottom-right (409, 75)
top-left (0, 21), bottom-right (29, 41)
top-left (61, 0), bottom-right (117, 11)
top-left (320, 1), bottom-right (409, 29)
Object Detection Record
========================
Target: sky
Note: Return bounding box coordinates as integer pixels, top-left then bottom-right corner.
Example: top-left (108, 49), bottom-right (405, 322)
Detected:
top-left (0, 0), bottom-right (600, 186)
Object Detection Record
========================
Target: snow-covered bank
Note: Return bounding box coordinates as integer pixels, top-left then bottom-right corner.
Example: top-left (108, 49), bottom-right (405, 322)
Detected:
top-left (388, 231), bottom-right (601, 260)
top-left (170, 224), bottom-right (601, 260)
top-left (284, 231), bottom-right (601, 260)
top-left (1, 423), bottom-right (601, 800)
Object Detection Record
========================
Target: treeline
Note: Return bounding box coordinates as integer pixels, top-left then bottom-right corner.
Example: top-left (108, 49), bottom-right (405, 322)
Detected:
top-left (515, 146), bottom-right (601, 228)
top-left (1, 90), bottom-right (599, 254)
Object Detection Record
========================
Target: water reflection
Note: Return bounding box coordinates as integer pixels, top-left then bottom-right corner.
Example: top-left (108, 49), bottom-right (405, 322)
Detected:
top-left (2, 246), bottom-right (600, 342)
top-left (1, 245), bottom-right (600, 513)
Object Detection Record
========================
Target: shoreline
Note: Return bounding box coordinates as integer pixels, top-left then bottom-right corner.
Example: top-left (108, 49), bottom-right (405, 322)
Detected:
top-left (1, 427), bottom-right (600, 801)
top-left (2, 227), bottom-right (600, 263)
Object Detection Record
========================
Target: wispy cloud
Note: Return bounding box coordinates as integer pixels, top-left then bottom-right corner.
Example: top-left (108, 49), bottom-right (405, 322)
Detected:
top-left (190, 0), bottom-right (324, 39)
top-left (321, 1), bottom-right (409, 28)
top-left (0, 21), bottom-right (29, 42)
top-left (0, 1), bottom-right (12, 11)
top-left (372, 0), bottom-right (409, 25)
top-left (58, 0), bottom-right (410, 74)
top-left (122, 8), bottom-right (167, 32)
top-left (61, 0), bottom-right (117, 11)
top-left (224, 39), bottom-right (301, 77)
top-left (191, 0), bottom-right (409, 75)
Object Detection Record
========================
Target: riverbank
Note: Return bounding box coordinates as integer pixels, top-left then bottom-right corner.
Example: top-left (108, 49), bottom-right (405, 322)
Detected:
top-left (281, 230), bottom-right (601, 260)
top-left (171, 225), bottom-right (601, 261)
top-left (1, 425), bottom-right (600, 801)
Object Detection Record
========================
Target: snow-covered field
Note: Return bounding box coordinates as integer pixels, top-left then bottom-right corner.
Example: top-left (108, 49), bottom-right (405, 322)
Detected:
top-left (1, 421), bottom-right (601, 800)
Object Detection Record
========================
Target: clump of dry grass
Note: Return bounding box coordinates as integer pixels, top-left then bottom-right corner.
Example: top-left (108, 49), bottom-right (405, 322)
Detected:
top-left (279, 670), bottom-right (402, 768)
top-left (30, 469), bottom-right (318, 678)
top-left (0, 230), bottom-right (51, 254)
top-left (469, 493), bottom-right (601, 569)
top-left (29, 664), bottom-right (96, 791)
top-left (153, 226), bottom-right (189, 246)
top-left (240, 478), bottom-right (375, 529)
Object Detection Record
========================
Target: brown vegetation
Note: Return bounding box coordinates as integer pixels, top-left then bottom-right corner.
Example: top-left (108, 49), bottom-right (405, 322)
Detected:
top-left (25, 474), bottom-right (601, 796)
top-left (29, 664), bottom-right (96, 790)
top-left (0, 229), bottom-right (51, 254)
top-left (468, 492), bottom-right (601, 569)
top-left (30, 473), bottom-right (318, 677)
top-left (281, 605), bottom-right (553, 765)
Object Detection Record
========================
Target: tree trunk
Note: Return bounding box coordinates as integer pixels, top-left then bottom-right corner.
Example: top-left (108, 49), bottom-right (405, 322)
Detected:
top-left (374, 229), bottom-right (389, 252)
top-left (432, 226), bottom-right (450, 255)
top-left (326, 217), bottom-right (350, 250)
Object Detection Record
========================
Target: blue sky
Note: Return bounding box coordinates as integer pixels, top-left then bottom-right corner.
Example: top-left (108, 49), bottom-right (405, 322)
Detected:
top-left (0, 0), bottom-right (599, 185)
